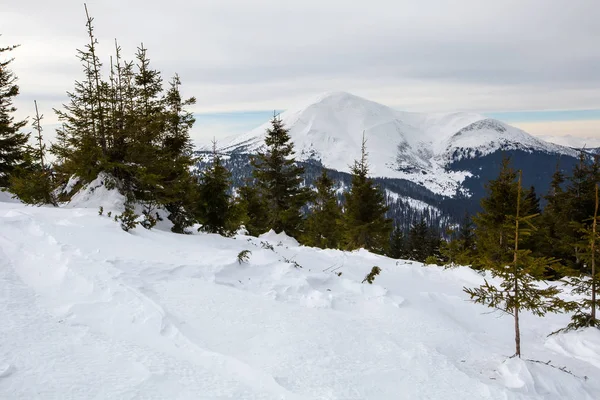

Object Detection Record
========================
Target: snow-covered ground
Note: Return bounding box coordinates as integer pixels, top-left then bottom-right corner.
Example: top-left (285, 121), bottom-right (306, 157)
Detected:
top-left (1, 184), bottom-right (600, 399)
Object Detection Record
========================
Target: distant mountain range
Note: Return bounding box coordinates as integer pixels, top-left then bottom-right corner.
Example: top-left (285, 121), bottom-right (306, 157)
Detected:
top-left (196, 91), bottom-right (586, 231)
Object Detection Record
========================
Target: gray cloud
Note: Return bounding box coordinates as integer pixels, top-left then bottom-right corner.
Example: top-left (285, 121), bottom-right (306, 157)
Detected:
top-left (3, 0), bottom-right (600, 132)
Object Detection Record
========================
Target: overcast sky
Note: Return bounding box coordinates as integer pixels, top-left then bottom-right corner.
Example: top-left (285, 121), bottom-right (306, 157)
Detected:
top-left (2, 0), bottom-right (599, 147)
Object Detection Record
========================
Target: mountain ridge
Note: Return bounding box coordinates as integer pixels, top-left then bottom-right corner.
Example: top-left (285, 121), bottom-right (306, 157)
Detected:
top-left (207, 91), bottom-right (578, 197)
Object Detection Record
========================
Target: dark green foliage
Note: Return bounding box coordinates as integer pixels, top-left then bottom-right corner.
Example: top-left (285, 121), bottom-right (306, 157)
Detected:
top-left (472, 156), bottom-right (523, 269)
top-left (388, 225), bottom-right (407, 259)
top-left (0, 39), bottom-right (29, 187)
top-left (458, 214), bottom-right (476, 253)
top-left (407, 218), bottom-right (429, 262)
top-left (440, 214), bottom-right (476, 267)
top-left (9, 166), bottom-right (56, 206)
top-left (464, 170), bottom-right (568, 358)
top-left (559, 184), bottom-right (600, 331)
top-left (237, 250), bottom-right (251, 264)
top-left (140, 210), bottom-right (160, 230)
top-left (260, 241), bottom-right (274, 251)
top-left (250, 116), bottom-right (313, 237)
top-left (196, 143), bottom-right (236, 235)
top-left (99, 206), bottom-right (104, 215)
top-left (9, 101), bottom-right (57, 206)
top-left (343, 135), bottom-right (392, 253)
top-left (237, 185), bottom-right (270, 237)
top-left (117, 206), bottom-right (139, 232)
top-left (50, 7), bottom-right (197, 228)
top-left (302, 170), bottom-right (343, 248)
top-left (524, 185), bottom-right (541, 215)
top-left (362, 266), bottom-right (381, 284)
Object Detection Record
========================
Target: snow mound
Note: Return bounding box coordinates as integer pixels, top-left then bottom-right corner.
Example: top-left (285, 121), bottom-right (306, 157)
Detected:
top-left (258, 229), bottom-right (300, 247)
top-left (497, 357), bottom-right (591, 397)
top-left (546, 328), bottom-right (600, 369)
top-left (65, 173), bottom-right (126, 212)
top-left (1, 199), bottom-right (599, 399)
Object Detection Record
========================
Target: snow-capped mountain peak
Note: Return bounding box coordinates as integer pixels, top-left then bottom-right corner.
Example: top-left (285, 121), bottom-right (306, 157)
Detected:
top-left (214, 92), bottom-right (578, 196)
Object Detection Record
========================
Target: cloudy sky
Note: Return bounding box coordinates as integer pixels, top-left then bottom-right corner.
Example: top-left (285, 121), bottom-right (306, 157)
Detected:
top-left (2, 0), bottom-right (600, 147)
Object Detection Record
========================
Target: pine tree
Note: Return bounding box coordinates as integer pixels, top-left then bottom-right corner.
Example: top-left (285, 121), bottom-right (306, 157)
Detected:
top-left (464, 170), bottom-right (568, 358)
top-left (302, 169), bottom-right (343, 248)
top-left (535, 161), bottom-right (571, 274)
top-left (343, 134), bottom-right (392, 253)
top-left (251, 115), bottom-right (312, 237)
top-left (564, 154), bottom-right (600, 270)
top-left (51, 5), bottom-right (198, 228)
top-left (156, 74), bottom-right (197, 233)
top-left (51, 6), bottom-right (109, 182)
top-left (237, 184), bottom-right (269, 237)
top-left (524, 185), bottom-right (541, 215)
top-left (472, 156), bottom-right (520, 269)
top-left (0, 39), bottom-right (29, 187)
top-left (407, 218), bottom-right (429, 262)
top-left (441, 214), bottom-right (476, 267)
top-left (196, 141), bottom-right (235, 235)
top-left (9, 101), bottom-right (57, 205)
top-left (561, 184), bottom-right (600, 330)
top-left (388, 225), bottom-right (407, 259)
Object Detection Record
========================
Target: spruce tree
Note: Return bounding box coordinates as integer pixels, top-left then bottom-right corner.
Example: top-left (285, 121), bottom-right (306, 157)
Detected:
top-left (51, 6), bottom-right (198, 228)
top-left (237, 185), bottom-right (270, 236)
top-left (302, 169), bottom-right (343, 248)
top-left (441, 214), bottom-right (476, 267)
top-left (343, 134), bottom-right (392, 253)
top-left (157, 74), bottom-right (197, 233)
top-left (388, 225), bottom-right (407, 259)
top-left (52, 7), bottom-right (109, 182)
top-left (0, 39), bottom-right (29, 187)
top-left (408, 218), bottom-right (429, 262)
top-left (472, 156), bottom-right (520, 269)
top-left (251, 115), bottom-right (312, 237)
top-left (524, 185), bottom-right (541, 215)
top-left (196, 141), bottom-right (235, 235)
top-left (9, 101), bottom-right (57, 205)
top-left (561, 184), bottom-right (600, 330)
top-left (536, 162), bottom-right (571, 274)
top-left (464, 170), bottom-right (567, 358)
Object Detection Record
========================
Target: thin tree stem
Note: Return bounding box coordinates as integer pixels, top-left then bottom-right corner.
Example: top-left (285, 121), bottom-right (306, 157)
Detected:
top-left (513, 170), bottom-right (522, 358)
top-left (592, 184), bottom-right (598, 322)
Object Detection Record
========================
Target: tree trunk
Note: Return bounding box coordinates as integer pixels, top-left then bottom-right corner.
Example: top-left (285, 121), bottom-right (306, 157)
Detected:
top-left (513, 171), bottom-right (522, 358)
top-left (592, 184), bottom-right (598, 322)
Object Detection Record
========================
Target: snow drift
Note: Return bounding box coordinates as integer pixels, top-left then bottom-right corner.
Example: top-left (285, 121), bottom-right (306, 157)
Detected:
top-left (1, 185), bottom-right (599, 399)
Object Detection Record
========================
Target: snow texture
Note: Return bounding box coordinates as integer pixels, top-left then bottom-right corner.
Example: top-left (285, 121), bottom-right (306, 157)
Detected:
top-left (0, 190), bottom-right (20, 204)
top-left (212, 92), bottom-right (578, 197)
top-left (1, 183), bottom-right (599, 399)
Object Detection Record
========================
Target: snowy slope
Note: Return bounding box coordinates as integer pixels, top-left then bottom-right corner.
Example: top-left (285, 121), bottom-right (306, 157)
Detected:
top-left (1, 191), bottom-right (600, 399)
top-left (214, 92), bottom-right (578, 196)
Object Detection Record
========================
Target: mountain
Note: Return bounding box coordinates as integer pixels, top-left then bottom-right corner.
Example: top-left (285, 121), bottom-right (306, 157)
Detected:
top-left (197, 92), bottom-right (583, 230)
top-left (212, 92), bottom-right (578, 197)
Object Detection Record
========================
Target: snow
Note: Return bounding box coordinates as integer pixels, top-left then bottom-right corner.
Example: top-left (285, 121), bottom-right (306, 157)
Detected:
top-left (258, 229), bottom-right (300, 247)
top-left (211, 92), bottom-right (577, 197)
top-left (1, 188), bottom-right (600, 399)
top-left (386, 189), bottom-right (441, 214)
top-left (64, 173), bottom-right (126, 212)
top-left (535, 134), bottom-right (600, 150)
top-left (0, 189), bottom-right (20, 203)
